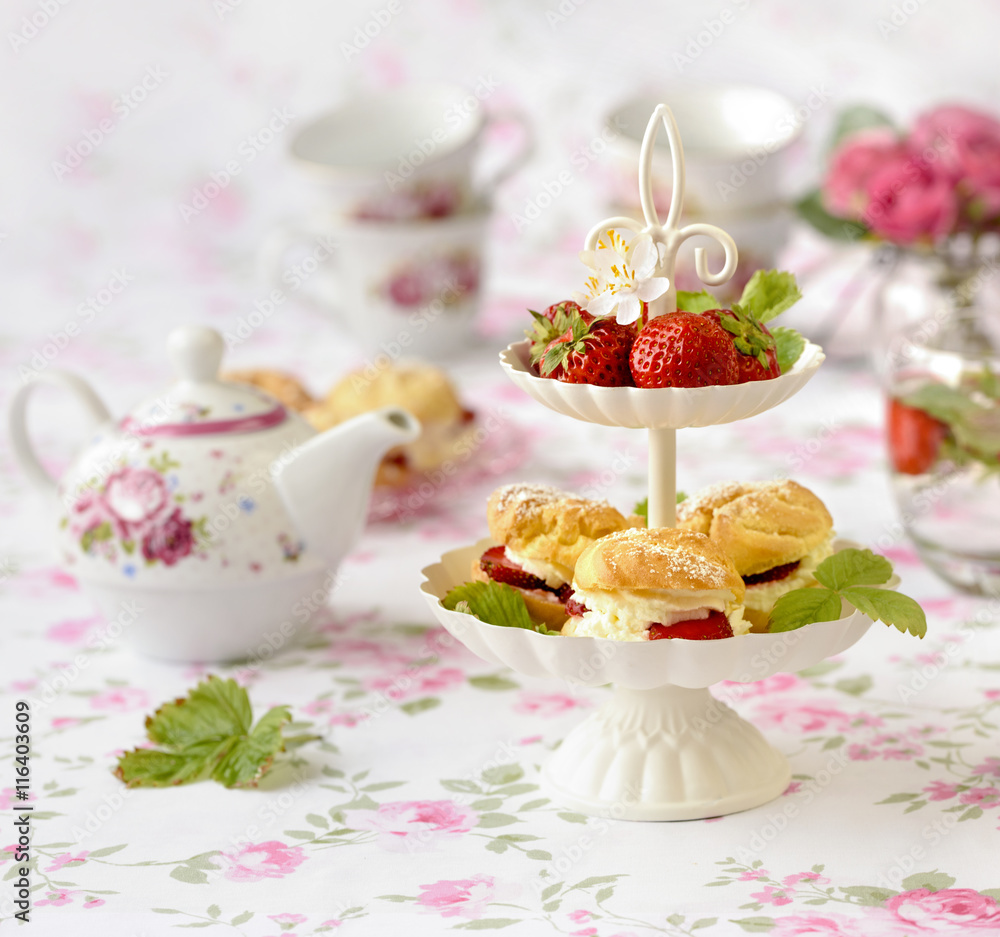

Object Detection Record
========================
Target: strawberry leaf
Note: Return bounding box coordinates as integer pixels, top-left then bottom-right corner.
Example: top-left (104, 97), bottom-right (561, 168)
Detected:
top-left (768, 588), bottom-right (843, 632)
top-left (738, 270), bottom-right (803, 322)
top-left (115, 677), bottom-right (311, 789)
top-left (813, 548), bottom-right (893, 591)
top-left (839, 587), bottom-right (927, 638)
top-left (442, 580), bottom-right (555, 634)
top-left (676, 290), bottom-right (719, 314)
top-left (772, 326), bottom-right (806, 373)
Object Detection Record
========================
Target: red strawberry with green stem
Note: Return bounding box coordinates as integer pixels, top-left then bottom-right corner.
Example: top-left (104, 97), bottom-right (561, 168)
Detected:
top-left (526, 301), bottom-right (593, 366)
top-left (629, 312), bottom-right (739, 388)
top-left (540, 315), bottom-right (636, 386)
top-left (887, 399), bottom-right (947, 475)
top-left (702, 307), bottom-right (780, 382)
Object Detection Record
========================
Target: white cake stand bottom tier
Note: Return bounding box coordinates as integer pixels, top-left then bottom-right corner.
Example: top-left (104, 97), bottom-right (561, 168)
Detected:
top-left (420, 540), bottom-right (882, 822)
top-left (544, 684), bottom-right (789, 822)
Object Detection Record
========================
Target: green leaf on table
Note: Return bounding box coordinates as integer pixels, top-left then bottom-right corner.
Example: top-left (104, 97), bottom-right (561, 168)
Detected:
top-left (442, 580), bottom-right (555, 634)
top-left (676, 289), bottom-right (720, 314)
top-left (772, 326), bottom-right (806, 374)
top-left (737, 270), bottom-right (803, 322)
top-left (840, 586), bottom-right (927, 638)
top-left (768, 588), bottom-right (843, 633)
top-left (829, 104), bottom-right (896, 152)
top-left (813, 548), bottom-right (893, 590)
top-left (796, 190), bottom-right (868, 242)
top-left (115, 676), bottom-right (316, 789)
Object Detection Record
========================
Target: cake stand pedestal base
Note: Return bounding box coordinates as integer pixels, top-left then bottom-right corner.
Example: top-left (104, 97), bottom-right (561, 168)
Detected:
top-left (542, 685), bottom-right (790, 821)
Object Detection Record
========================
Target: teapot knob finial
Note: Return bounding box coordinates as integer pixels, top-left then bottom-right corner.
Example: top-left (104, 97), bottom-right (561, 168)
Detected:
top-left (168, 326), bottom-right (224, 383)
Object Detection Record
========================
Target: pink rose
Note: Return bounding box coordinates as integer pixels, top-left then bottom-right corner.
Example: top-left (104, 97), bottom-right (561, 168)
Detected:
top-left (104, 467), bottom-right (170, 535)
top-left (83, 898), bottom-right (105, 908)
top-left (416, 875), bottom-right (496, 919)
top-left (219, 841), bottom-right (306, 882)
top-left (887, 888), bottom-right (1000, 929)
top-left (568, 910), bottom-right (594, 923)
top-left (270, 913), bottom-right (308, 924)
top-left (823, 128), bottom-right (907, 217)
top-left (141, 508), bottom-right (194, 566)
top-left (863, 153), bottom-right (959, 245)
top-left (342, 800), bottom-right (478, 852)
top-left (911, 104), bottom-right (1000, 215)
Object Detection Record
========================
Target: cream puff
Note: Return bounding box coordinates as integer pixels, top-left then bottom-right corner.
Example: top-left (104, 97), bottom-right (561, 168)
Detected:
top-left (306, 362), bottom-right (477, 488)
top-left (677, 480), bottom-right (834, 632)
top-left (224, 369), bottom-right (317, 412)
top-left (472, 483), bottom-right (641, 631)
top-left (561, 526), bottom-right (748, 641)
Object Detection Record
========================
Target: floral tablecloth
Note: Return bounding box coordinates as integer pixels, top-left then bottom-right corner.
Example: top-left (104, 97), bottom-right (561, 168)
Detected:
top-left (4, 0), bottom-right (1000, 931)
top-left (3, 333), bottom-right (1000, 936)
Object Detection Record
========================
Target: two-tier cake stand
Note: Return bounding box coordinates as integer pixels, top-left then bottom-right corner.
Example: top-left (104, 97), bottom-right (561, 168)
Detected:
top-left (421, 105), bottom-right (877, 821)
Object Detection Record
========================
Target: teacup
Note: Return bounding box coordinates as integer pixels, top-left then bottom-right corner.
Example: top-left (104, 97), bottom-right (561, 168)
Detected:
top-left (289, 80), bottom-right (532, 220)
top-left (260, 205), bottom-right (491, 359)
top-left (605, 84), bottom-right (805, 215)
top-left (604, 85), bottom-right (806, 296)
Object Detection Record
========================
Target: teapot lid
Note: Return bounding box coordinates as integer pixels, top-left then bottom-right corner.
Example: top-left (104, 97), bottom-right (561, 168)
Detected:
top-left (122, 326), bottom-right (288, 438)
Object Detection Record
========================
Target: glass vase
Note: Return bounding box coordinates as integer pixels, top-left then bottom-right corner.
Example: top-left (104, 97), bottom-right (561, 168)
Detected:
top-left (880, 239), bottom-right (1000, 594)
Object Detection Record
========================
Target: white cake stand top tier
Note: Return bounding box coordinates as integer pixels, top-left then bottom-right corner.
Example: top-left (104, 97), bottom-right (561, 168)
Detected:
top-left (500, 338), bottom-right (824, 429)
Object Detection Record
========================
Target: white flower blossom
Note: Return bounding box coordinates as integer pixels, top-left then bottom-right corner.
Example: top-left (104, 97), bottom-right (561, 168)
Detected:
top-left (575, 230), bottom-right (669, 325)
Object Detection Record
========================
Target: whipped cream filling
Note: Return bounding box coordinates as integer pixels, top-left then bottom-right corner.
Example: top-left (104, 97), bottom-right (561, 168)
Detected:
top-left (563, 587), bottom-right (748, 641)
top-left (504, 547), bottom-right (572, 588)
top-left (744, 533), bottom-right (836, 612)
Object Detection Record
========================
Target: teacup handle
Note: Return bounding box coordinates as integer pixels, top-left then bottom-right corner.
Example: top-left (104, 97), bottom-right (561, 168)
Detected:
top-left (257, 222), bottom-right (345, 317)
top-left (9, 371), bottom-right (112, 493)
top-left (477, 108), bottom-right (535, 194)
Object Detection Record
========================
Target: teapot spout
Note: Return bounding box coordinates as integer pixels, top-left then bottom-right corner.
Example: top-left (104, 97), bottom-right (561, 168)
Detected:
top-left (272, 407), bottom-right (420, 569)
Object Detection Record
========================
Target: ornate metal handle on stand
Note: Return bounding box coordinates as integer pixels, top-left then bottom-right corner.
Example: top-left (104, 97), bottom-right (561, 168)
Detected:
top-left (584, 104), bottom-right (740, 529)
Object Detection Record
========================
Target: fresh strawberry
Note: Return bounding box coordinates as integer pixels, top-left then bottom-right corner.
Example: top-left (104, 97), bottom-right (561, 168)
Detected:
top-left (629, 312), bottom-right (738, 388)
top-left (702, 308), bottom-right (780, 382)
top-left (540, 316), bottom-right (636, 386)
top-left (525, 301), bottom-right (593, 367)
top-left (888, 399), bottom-right (947, 475)
top-left (564, 595), bottom-right (589, 617)
top-left (479, 546), bottom-right (548, 591)
top-left (648, 610), bottom-right (733, 640)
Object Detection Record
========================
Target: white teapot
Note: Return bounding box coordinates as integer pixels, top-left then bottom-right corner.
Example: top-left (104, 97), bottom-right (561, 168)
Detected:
top-left (8, 326), bottom-right (419, 662)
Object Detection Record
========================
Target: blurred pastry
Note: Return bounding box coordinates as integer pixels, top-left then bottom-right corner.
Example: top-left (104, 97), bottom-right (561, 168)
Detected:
top-left (224, 369), bottom-right (316, 412)
top-left (306, 361), bottom-right (476, 488)
top-left (677, 479), bottom-right (834, 632)
top-left (472, 483), bottom-right (641, 630)
top-left (562, 526), bottom-right (748, 641)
